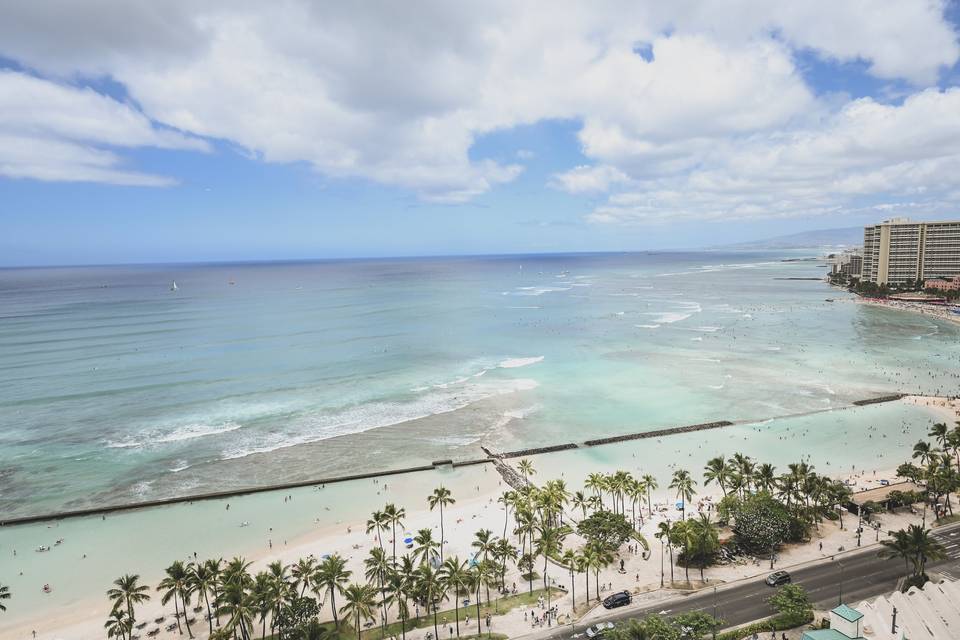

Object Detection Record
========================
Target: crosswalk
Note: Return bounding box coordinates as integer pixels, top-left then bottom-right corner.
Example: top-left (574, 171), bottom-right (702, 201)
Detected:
top-left (933, 530), bottom-right (960, 580)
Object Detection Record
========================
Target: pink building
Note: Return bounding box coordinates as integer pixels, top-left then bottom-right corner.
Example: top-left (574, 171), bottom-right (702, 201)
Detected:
top-left (925, 275), bottom-right (960, 291)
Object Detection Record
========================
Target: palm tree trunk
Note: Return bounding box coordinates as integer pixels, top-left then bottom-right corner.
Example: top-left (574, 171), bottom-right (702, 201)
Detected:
top-left (585, 569), bottom-right (589, 605)
top-left (174, 593), bottom-right (183, 634)
top-left (392, 522), bottom-right (398, 563)
top-left (432, 602), bottom-right (439, 640)
top-left (453, 599), bottom-right (460, 637)
top-left (203, 591), bottom-right (213, 635)
top-left (570, 569), bottom-right (576, 611)
top-left (669, 546), bottom-right (675, 584)
top-left (182, 593), bottom-right (194, 639)
top-left (476, 583), bottom-right (482, 635)
top-left (440, 503), bottom-right (445, 563)
top-left (331, 591), bottom-right (339, 626)
top-left (594, 570), bottom-right (600, 602)
top-left (356, 611), bottom-right (361, 640)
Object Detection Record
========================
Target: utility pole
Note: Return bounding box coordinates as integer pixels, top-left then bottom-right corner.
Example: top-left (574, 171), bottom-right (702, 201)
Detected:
top-left (892, 606), bottom-right (898, 635)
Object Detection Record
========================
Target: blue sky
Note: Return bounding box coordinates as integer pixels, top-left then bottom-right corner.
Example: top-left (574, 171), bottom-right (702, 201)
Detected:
top-left (2, 2), bottom-right (960, 266)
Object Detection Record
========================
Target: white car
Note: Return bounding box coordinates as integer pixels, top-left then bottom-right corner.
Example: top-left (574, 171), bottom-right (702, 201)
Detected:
top-left (585, 622), bottom-right (615, 638)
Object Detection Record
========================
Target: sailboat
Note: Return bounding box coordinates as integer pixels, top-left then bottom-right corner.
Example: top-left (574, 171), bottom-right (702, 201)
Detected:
top-left (170, 281), bottom-right (179, 292)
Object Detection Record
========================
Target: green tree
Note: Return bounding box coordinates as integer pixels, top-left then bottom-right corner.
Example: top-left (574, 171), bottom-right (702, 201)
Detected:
top-left (439, 556), bottom-right (471, 637)
top-left (157, 561), bottom-right (195, 638)
top-left (339, 583), bottom-right (379, 640)
top-left (105, 608), bottom-right (132, 640)
top-left (188, 563), bottom-right (217, 635)
top-left (730, 492), bottom-right (791, 553)
top-left (768, 584), bottom-right (812, 626)
top-left (428, 486), bottom-right (456, 562)
top-left (517, 459), bottom-right (535, 486)
top-left (367, 509), bottom-right (390, 553)
top-left (703, 456), bottom-right (730, 497)
top-left (106, 574), bottom-right (151, 627)
top-left (317, 553), bottom-right (351, 628)
top-left (669, 469), bottom-right (696, 520)
top-left (384, 503), bottom-right (406, 563)
top-left (576, 510), bottom-right (633, 551)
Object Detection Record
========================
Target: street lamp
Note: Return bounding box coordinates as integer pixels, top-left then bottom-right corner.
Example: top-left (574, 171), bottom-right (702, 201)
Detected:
top-left (838, 561), bottom-right (845, 606)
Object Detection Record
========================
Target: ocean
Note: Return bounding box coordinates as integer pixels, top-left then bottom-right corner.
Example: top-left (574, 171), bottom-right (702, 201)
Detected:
top-left (2, 251), bottom-right (959, 519)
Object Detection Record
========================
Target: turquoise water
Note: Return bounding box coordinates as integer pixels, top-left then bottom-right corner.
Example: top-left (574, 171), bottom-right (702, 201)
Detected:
top-left (2, 252), bottom-right (959, 518)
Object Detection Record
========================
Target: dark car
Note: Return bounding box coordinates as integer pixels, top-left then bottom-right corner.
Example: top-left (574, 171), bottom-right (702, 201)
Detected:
top-left (765, 570), bottom-right (791, 586)
top-left (602, 590), bottom-right (632, 609)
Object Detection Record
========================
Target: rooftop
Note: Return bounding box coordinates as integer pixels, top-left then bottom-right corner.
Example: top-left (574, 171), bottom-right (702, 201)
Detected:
top-left (832, 604), bottom-right (865, 623)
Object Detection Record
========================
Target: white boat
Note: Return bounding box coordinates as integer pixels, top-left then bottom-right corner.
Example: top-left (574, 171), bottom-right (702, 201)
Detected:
top-left (170, 281), bottom-right (178, 292)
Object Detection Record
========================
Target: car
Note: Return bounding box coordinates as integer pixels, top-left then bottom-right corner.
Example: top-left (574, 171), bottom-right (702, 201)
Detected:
top-left (602, 590), bottom-right (632, 609)
top-left (765, 570), bottom-right (791, 586)
top-left (585, 622), bottom-right (615, 638)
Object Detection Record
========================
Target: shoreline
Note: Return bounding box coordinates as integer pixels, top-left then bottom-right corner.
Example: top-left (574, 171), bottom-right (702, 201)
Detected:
top-left (1, 395), bottom-right (918, 527)
top-left (855, 296), bottom-right (960, 327)
top-left (1, 396), bottom-right (952, 640)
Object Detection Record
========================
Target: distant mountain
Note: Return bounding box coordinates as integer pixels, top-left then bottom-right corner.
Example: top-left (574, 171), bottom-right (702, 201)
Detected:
top-left (715, 226), bottom-right (863, 250)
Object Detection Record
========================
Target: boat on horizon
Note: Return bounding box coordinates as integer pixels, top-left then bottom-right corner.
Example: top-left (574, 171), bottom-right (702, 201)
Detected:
top-left (170, 281), bottom-right (178, 292)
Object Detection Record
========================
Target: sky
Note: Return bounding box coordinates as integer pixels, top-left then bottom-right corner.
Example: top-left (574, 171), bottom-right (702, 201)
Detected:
top-left (2, 1), bottom-right (960, 266)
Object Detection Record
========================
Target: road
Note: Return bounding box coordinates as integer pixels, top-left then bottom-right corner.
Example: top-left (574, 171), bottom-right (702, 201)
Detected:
top-left (537, 525), bottom-right (960, 639)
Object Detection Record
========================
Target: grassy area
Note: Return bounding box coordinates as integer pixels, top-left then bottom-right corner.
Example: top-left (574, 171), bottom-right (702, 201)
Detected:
top-left (934, 514), bottom-right (960, 526)
top-left (359, 588), bottom-right (563, 640)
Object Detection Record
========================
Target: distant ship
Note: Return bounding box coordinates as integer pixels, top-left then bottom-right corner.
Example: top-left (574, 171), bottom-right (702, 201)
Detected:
top-left (170, 281), bottom-right (178, 292)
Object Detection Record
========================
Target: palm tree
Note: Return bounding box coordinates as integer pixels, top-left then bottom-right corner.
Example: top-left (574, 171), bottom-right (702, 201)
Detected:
top-left (383, 562), bottom-right (411, 640)
top-left (560, 549), bottom-right (580, 612)
top-left (291, 557), bottom-right (317, 598)
top-left (204, 558), bottom-right (225, 627)
top-left (930, 422), bottom-right (950, 451)
top-left (428, 486), bottom-right (456, 562)
top-left (105, 608), bottom-right (132, 640)
top-left (265, 560), bottom-right (292, 638)
top-left (339, 583), bottom-right (379, 640)
top-left (218, 578), bottom-right (256, 640)
top-left (188, 563), bottom-right (217, 635)
top-left (517, 459), bottom-right (535, 486)
top-left (755, 463), bottom-right (777, 493)
top-left (367, 509), bottom-right (390, 553)
top-left (656, 520), bottom-right (674, 585)
top-left (571, 490), bottom-right (589, 518)
top-left (670, 469), bottom-right (696, 521)
top-left (416, 563), bottom-right (446, 640)
top-left (492, 537), bottom-right (517, 591)
top-left (157, 561), bottom-right (195, 638)
top-left (913, 440), bottom-right (940, 466)
top-left (412, 528), bottom-right (440, 567)
top-left (317, 553), bottom-right (351, 628)
top-left (107, 574), bottom-right (151, 626)
top-left (439, 556), bottom-right (471, 637)
top-left (472, 529), bottom-right (497, 603)
top-left (703, 456), bottom-right (730, 497)
top-left (0, 583), bottom-right (8, 612)
top-left (878, 529), bottom-right (914, 576)
top-left (535, 524), bottom-right (568, 609)
top-left (689, 513), bottom-right (719, 582)
top-left (384, 503), bottom-right (406, 563)
top-left (497, 491), bottom-right (516, 538)
top-left (364, 547), bottom-right (391, 636)
top-left (641, 474), bottom-right (657, 515)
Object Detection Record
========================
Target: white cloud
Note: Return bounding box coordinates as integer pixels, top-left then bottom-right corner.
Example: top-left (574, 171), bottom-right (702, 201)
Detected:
top-left (552, 165), bottom-right (632, 194)
top-left (586, 88), bottom-right (960, 224)
top-left (0, 1), bottom-right (956, 205)
top-left (0, 70), bottom-right (207, 185)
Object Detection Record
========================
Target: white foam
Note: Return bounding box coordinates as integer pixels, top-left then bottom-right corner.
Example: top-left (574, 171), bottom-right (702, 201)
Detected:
top-left (691, 336), bottom-right (703, 341)
top-left (499, 356), bottom-right (544, 369)
top-left (107, 422), bottom-right (242, 449)
top-left (220, 378), bottom-right (539, 461)
top-left (647, 312), bottom-right (692, 324)
top-left (695, 326), bottom-right (721, 332)
top-left (635, 324), bottom-right (660, 329)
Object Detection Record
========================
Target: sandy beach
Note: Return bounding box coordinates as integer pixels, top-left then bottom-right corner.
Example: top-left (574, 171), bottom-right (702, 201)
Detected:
top-left (856, 296), bottom-right (960, 328)
top-left (1, 395), bottom-right (953, 640)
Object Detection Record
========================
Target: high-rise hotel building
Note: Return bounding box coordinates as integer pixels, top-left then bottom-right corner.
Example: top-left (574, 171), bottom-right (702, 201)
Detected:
top-left (861, 218), bottom-right (960, 285)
